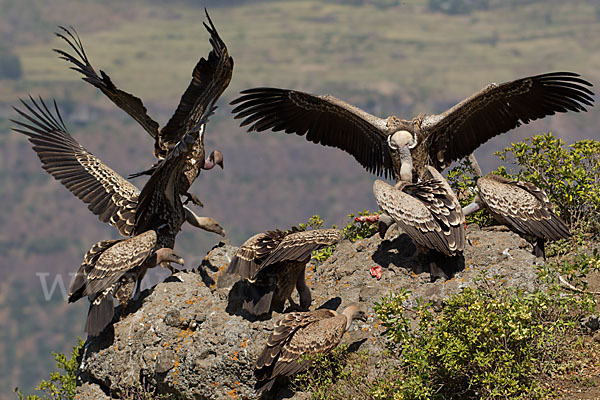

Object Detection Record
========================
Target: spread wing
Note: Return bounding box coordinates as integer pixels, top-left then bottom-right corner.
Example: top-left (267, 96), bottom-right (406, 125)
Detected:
top-left (83, 230), bottom-right (157, 296)
top-left (226, 231), bottom-right (285, 279)
top-left (230, 88), bottom-right (394, 178)
top-left (12, 96), bottom-right (138, 236)
top-left (373, 179), bottom-right (464, 255)
top-left (53, 26), bottom-right (160, 140)
top-left (159, 9), bottom-right (233, 148)
top-left (256, 229), bottom-right (343, 276)
top-left (254, 309), bottom-right (338, 393)
top-left (422, 72), bottom-right (595, 169)
top-left (477, 175), bottom-right (570, 241)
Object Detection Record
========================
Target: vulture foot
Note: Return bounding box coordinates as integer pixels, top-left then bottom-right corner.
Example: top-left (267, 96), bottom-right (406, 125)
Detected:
top-left (183, 192), bottom-right (204, 207)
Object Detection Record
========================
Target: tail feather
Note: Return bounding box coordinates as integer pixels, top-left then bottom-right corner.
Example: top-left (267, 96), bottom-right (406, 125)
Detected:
top-left (85, 290), bottom-right (115, 336)
top-left (242, 283), bottom-right (274, 316)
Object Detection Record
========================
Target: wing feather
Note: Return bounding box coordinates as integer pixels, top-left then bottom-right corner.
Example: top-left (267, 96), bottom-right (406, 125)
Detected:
top-left (53, 26), bottom-right (160, 139)
top-left (422, 72), bottom-right (594, 168)
top-left (12, 97), bottom-right (139, 236)
top-left (231, 88), bottom-right (394, 177)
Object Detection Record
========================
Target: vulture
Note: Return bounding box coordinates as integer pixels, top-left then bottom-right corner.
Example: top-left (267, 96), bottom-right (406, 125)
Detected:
top-left (54, 8), bottom-right (232, 205)
top-left (11, 96), bottom-right (226, 238)
top-left (68, 230), bottom-right (184, 336)
top-left (227, 227), bottom-right (343, 316)
top-left (373, 136), bottom-right (465, 280)
top-left (462, 154), bottom-right (570, 259)
top-left (254, 304), bottom-right (367, 395)
top-left (230, 72), bottom-right (594, 181)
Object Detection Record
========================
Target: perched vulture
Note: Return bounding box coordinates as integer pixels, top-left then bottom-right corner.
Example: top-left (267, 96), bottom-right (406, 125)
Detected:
top-left (254, 304), bottom-right (367, 395)
top-left (68, 230), bottom-right (184, 336)
top-left (11, 96), bottom-right (226, 238)
top-left (373, 141), bottom-right (465, 280)
top-left (463, 155), bottom-right (570, 259)
top-left (54, 8), bottom-right (232, 204)
top-left (230, 72), bottom-right (594, 180)
top-left (227, 227), bottom-right (343, 316)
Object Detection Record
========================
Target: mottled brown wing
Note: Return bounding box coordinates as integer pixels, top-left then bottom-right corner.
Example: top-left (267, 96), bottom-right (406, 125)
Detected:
top-left (159, 9), bottom-right (233, 148)
top-left (270, 313), bottom-right (346, 378)
top-left (256, 229), bottom-right (343, 277)
top-left (53, 26), bottom-right (160, 139)
top-left (477, 175), bottom-right (570, 240)
top-left (226, 231), bottom-right (284, 279)
top-left (84, 231), bottom-right (157, 296)
top-left (373, 179), bottom-right (464, 255)
top-left (422, 72), bottom-right (594, 169)
top-left (231, 88), bottom-right (394, 178)
top-left (68, 239), bottom-right (121, 303)
top-left (254, 309), bottom-right (337, 377)
top-left (12, 97), bottom-right (139, 236)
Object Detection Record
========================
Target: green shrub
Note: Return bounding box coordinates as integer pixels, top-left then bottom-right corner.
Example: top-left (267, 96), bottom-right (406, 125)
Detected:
top-left (495, 133), bottom-right (600, 232)
top-left (294, 345), bottom-right (372, 400)
top-left (372, 282), bottom-right (594, 399)
top-left (342, 210), bottom-right (379, 242)
top-left (15, 339), bottom-right (83, 400)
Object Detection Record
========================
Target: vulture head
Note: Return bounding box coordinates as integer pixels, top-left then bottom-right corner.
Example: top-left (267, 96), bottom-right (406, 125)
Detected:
top-left (204, 150), bottom-right (224, 170)
top-left (342, 303), bottom-right (367, 330)
top-left (155, 248), bottom-right (185, 268)
top-left (387, 130), bottom-right (417, 151)
top-left (194, 216), bottom-right (226, 237)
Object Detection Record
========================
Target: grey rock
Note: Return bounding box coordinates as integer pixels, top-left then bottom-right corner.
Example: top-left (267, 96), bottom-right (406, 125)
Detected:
top-left (76, 227), bottom-right (540, 399)
top-left (580, 314), bottom-right (600, 333)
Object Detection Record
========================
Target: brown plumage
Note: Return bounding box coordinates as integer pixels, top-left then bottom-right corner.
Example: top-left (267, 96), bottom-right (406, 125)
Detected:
top-left (54, 9), bottom-right (232, 203)
top-left (230, 72), bottom-right (593, 180)
top-left (475, 174), bottom-right (570, 258)
top-left (373, 166), bottom-right (465, 279)
top-left (254, 304), bottom-right (366, 395)
top-left (227, 228), bottom-right (343, 316)
top-left (11, 97), bottom-right (225, 238)
top-left (68, 230), bottom-right (184, 336)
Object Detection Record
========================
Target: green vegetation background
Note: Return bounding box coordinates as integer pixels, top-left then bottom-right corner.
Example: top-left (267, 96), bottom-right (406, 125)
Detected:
top-left (0, 0), bottom-right (599, 397)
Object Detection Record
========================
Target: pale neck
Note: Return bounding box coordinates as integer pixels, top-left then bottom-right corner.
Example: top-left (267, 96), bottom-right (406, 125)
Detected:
top-left (399, 146), bottom-right (413, 183)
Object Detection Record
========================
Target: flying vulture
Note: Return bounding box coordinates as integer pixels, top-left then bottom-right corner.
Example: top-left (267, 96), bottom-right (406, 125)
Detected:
top-left (11, 96), bottom-right (226, 238)
top-left (227, 227), bottom-right (343, 316)
top-left (54, 8), bottom-right (232, 205)
top-left (68, 230), bottom-right (184, 336)
top-left (462, 155), bottom-right (570, 259)
top-left (254, 304), bottom-right (367, 395)
top-left (230, 72), bottom-right (594, 181)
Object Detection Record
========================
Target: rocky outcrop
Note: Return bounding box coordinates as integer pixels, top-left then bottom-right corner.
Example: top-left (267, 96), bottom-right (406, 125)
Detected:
top-left (75, 225), bottom-right (540, 399)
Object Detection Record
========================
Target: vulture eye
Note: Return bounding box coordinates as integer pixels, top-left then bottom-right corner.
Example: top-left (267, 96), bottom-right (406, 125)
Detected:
top-left (387, 134), bottom-right (399, 150)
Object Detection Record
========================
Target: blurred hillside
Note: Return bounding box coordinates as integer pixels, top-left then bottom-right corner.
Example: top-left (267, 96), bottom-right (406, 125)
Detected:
top-left (0, 0), bottom-right (598, 397)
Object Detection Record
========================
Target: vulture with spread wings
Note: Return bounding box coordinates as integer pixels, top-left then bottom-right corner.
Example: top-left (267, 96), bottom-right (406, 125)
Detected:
top-left (231, 72), bottom-right (594, 180)
top-left (11, 97), bottom-right (226, 238)
top-left (54, 8), bottom-right (232, 205)
top-left (227, 227), bottom-right (343, 316)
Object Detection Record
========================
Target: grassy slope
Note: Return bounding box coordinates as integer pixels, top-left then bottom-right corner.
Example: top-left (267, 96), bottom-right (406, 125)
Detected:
top-left (1, 0), bottom-right (599, 397)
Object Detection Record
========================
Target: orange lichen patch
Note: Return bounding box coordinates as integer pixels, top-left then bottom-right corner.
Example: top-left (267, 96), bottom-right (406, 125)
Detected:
top-left (411, 271), bottom-right (419, 278)
top-left (230, 350), bottom-right (239, 361)
top-left (163, 342), bottom-right (170, 348)
top-left (342, 283), bottom-right (349, 288)
top-left (213, 381), bottom-right (219, 387)
top-left (227, 388), bottom-right (238, 398)
top-left (472, 239), bottom-right (480, 246)
top-left (240, 339), bottom-right (248, 348)
top-left (235, 381), bottom-right (241, 386)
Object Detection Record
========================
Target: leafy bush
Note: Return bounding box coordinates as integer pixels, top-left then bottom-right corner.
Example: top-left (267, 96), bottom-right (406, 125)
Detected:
top-left (294, 345), bottom-right (372, 400)
top-left (495, 133), bottom-right (600, 232)
top-left (342, 210), bottom-right (379, 242)
top-left (372, 281), bottom-right (595, 399)
top-left (15, 339), bottom-right (83, 400)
